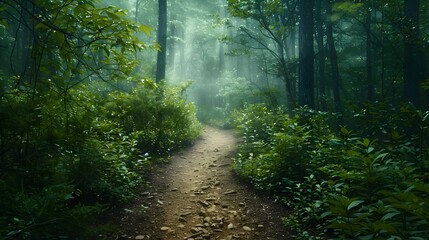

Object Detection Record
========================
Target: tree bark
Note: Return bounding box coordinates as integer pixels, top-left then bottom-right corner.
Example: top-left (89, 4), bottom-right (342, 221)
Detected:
top-left (403, 0), bottom-right (421, 108)
top-left (156, 0), bottom-right (167, 83)
top-left (298, 0), bottom-right (315, 108)
top-left (315, 0), bottom-right (326, 110)
top-left (326, 0), bottom-right (342, 114)
top-left (366, 4), bottom-right (375, 102)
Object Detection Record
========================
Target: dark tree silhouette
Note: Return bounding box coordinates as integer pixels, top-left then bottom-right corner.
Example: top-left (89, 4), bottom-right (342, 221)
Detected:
top-left (156, 0), bottom-right (167, 83)
top-left (298, 0), bottom-right (315, 108)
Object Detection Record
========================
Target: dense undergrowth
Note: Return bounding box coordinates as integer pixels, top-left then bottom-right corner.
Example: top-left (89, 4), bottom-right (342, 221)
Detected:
top-left (232, 103), bottom-right (429, 239)
top-left (0, 80), bottom-right (201, 239)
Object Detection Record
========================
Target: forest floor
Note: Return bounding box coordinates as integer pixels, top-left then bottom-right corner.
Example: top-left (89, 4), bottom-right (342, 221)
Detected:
top-left (101, 126), bottom-right (289, 240)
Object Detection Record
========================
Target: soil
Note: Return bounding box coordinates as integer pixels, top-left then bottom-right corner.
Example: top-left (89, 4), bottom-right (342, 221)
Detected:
top-left (101, 126), bottom-right (290, 240)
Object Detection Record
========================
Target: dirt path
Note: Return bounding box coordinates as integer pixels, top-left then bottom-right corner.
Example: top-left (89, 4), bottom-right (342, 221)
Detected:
top-left (106, 126), bottom-right (289, 240)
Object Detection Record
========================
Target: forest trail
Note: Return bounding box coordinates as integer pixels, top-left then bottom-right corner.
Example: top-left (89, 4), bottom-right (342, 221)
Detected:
top-left (108, 126), bottom-right (289, 240)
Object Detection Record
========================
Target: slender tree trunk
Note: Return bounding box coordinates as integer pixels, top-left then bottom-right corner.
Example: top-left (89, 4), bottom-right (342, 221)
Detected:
top-left (326, 0), bottom-right (342, 114)
top-left (315, 0), bottom-right (326, 110)
top-left (298, 0), bottom-right (315, 108)
top-left (168, 1), bottom-right (176, 67)
top-left (135, 0), bottom-right (141, 22)
top-left (403, 0), bottom-right (420, 108)
top-left (366, 5), bottom-right (375, 102)
top-left (156, 0), bottom-right (167, 83)
top-left (380, 9), bottom-right (385, 101)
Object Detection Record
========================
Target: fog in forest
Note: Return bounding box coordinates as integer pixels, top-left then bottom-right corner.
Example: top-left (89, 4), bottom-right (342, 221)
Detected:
top-left (101, 0), bottom-right (292, 125)
top-left (149, 0), bottom-right (290, 124)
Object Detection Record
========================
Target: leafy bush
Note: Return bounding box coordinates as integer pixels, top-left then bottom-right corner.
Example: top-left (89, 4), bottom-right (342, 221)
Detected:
top-left (106, 81), bottom-right (202, 155)
top-left (0, 79), bottom-right (201, 238)
top-left (232, 103), bottom-right (429, 239)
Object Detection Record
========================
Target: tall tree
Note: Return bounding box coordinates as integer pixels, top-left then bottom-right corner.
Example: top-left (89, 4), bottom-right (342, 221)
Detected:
top-left (365, 2), bottom-right (375, 102)
top-left (403, 0), bottom-right (422, 108)
top-left (315, 0), bottom-right (326, 110)
top-left (156, 0), bottom-right (167, 83)
top-left (326, 0), bottom-right (342, 113)
top-left (298, 0), bottom-right (315, 108)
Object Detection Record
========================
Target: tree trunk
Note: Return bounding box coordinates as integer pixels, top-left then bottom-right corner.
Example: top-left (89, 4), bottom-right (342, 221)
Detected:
top-left (366, 5), bottom-right (375, 102)
top-left (156, 0), bottom-right (167, 83)
top-left (326, 0), bottom-right (342, 114)
top-left (403, 0), bottom-right (421, 108)
top-left (315, 0), bottom-right (326, 110)
top-left (168, 1), bottom-right (176, 67)
top-left (298, 0), bottom-right (315, 108)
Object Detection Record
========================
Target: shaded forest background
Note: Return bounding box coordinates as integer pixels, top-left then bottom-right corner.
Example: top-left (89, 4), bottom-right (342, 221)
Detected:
top-left (0, 0), bottom-right (428, 239)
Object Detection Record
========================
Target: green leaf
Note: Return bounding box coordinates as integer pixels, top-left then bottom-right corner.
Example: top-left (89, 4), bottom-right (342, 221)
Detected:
top-left (382, 212), bottom-right (400, 221)
top-left (0, 19), bottom-right (8, 28)
top-left (321, 211), bottom-right (331, 218)
top-left (139, 25), bottom-right (152, 36)
top-left (106, 11), bottom-right (120, 20)
top-left (348, 200), bottom-right (364, 210)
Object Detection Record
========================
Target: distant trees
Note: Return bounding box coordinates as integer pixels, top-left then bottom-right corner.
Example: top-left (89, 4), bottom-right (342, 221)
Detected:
top-left (224, 0), bottom-right (429, 111)
top-left (227, 0), bottom-right (299, 108)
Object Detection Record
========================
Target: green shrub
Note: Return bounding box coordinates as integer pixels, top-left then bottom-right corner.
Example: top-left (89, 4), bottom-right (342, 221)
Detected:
top-left (232, 103), bottom-right (429, 239)
top-left (0, 79), bottom-right (201, 238)
top-left (106, 81), bottom-right (202, 155)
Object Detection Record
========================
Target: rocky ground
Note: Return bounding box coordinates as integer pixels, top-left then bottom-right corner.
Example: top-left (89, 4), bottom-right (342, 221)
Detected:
top-left (102, 126), bottom-right (290, 240)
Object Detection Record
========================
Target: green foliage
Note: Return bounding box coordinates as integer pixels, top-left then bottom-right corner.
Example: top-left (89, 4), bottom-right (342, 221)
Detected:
top-left (232, 103), bottom-right (429, 239)
top-left (107, 81), bottom-right (202, 155)
top-left (1, 184), bottom-right (105, 239)
top-left (0, 77), bottom-right (201, 238)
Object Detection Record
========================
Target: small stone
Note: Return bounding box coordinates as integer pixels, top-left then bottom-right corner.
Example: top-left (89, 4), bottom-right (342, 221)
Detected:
top-left (223, 190), bottom-right (237, 195)
top-left (228, 210), bottom-right (237, 216)
top-left (178, 224), bottom-right (185, 228)
top-left (204, 217), bottom-right (211, 222)
top-left (242, 226), bottom-right (252, 231)
top-left (180, 212), bottom-right (192, 217)
top-left (160, 227), bottom-right (171, 231)
top-left (171, 188), bottom-right (179, 191)
top-left (258, 224), bottom-right (264, 228)
top-left (198, 200), bottom-right (210, 207)
top-left (135, 235), bottom-right (145, 240)
top-left (227, 223), bottom-right (235, 229)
